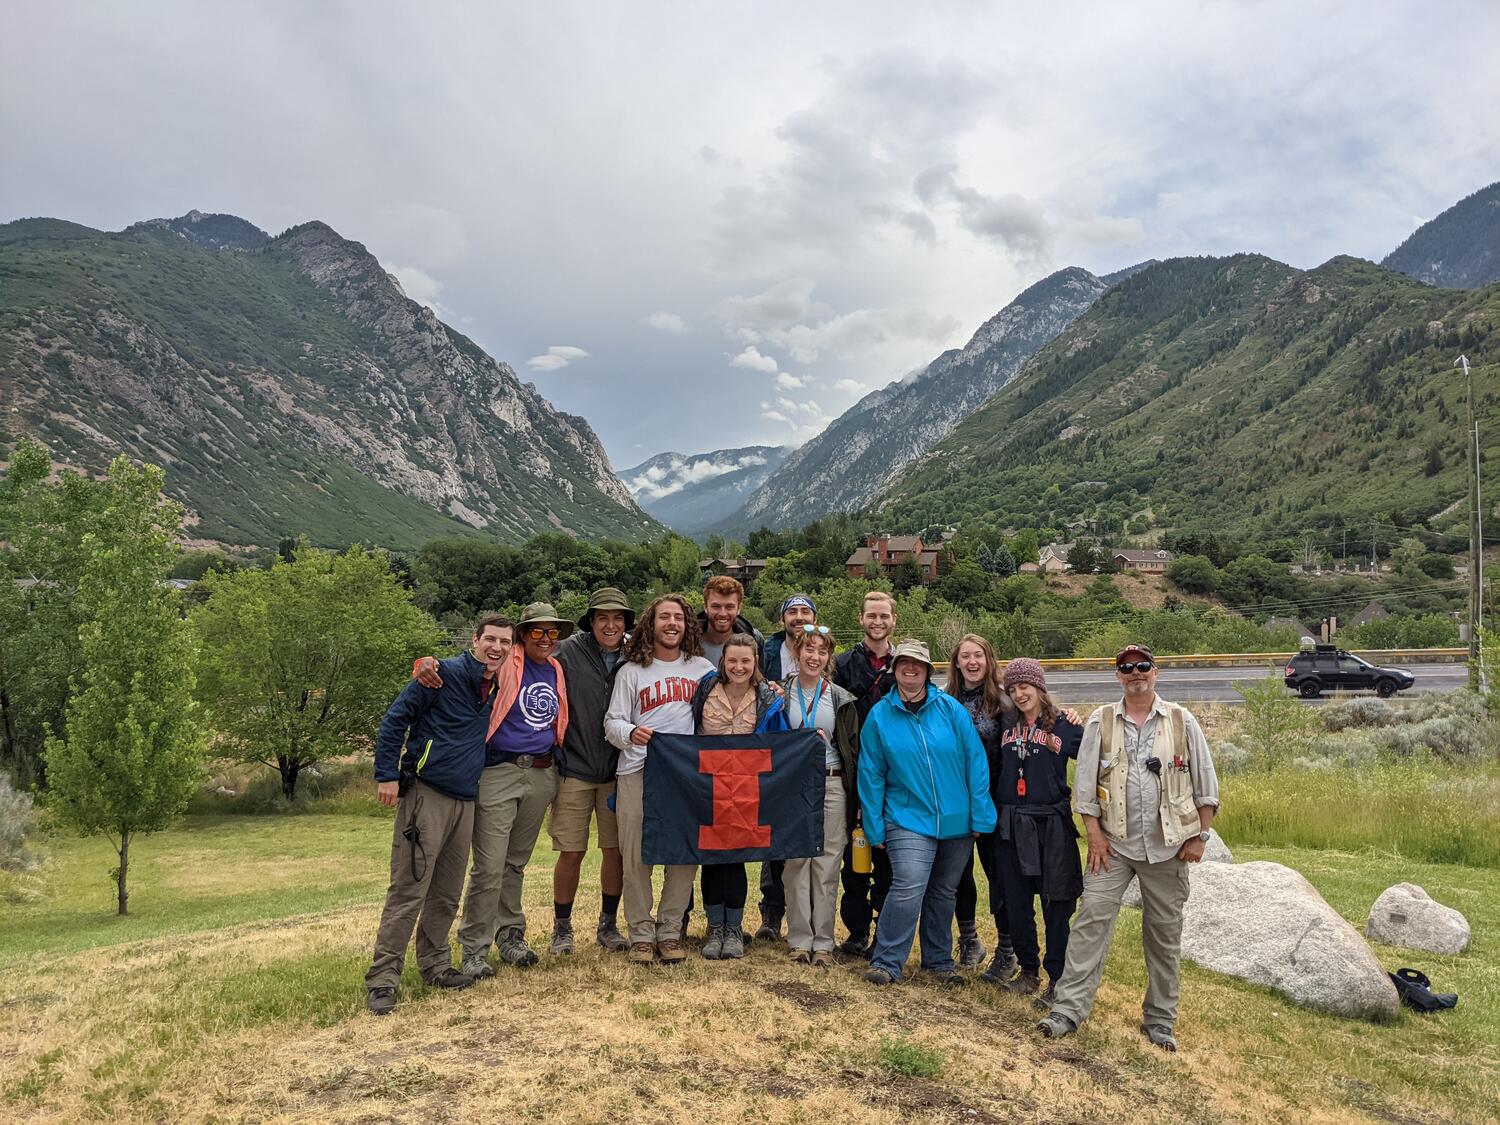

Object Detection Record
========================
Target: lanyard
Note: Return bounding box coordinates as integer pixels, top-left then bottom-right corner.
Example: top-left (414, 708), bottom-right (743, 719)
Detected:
top-left (796, 679), bottom-right (826, 732)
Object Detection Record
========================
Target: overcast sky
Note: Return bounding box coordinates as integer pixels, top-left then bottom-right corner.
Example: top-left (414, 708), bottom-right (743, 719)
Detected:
top-left (4, 1), bottom-right (1498, 469)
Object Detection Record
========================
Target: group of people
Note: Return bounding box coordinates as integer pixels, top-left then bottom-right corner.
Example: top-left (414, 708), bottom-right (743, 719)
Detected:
top-left (367, 577), bottom-right (1221, 1052)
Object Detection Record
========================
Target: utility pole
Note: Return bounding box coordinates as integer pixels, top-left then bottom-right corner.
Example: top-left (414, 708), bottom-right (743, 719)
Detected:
top-left (1370, 518), bottom-right (1378, 570)
top-left (1457, 355), bottom-right (1485, 691)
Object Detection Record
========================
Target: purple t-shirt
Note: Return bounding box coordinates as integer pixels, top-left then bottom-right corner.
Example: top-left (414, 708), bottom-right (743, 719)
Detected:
top-left (487, 658), bottom-right (559, 763)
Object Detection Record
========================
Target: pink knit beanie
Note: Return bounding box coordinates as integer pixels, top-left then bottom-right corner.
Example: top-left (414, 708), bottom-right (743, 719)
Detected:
top-left (1001, 657), bottom-right (1047, 691)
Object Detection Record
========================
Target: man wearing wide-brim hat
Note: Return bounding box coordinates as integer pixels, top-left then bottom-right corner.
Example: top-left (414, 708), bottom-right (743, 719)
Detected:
top-left (548, 588), bottom-right (635, 954)
top-left (453, 602), bottom-right (572, 975)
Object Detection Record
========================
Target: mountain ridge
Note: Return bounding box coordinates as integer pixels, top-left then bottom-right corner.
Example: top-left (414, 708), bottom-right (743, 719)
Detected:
top-left (0, 211), bottom-right (660, 548)
top-left (621, 445), bottom-right (788, 535)
top-left (1382, 181), bottom-right (1500, 289)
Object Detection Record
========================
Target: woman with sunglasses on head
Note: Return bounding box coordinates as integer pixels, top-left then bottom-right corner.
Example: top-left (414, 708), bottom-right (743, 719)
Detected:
top-left (780, 625), bottom-right (861, 967)
top-left (948, 634), bottom-right (1018, 981)
top-left (689, 633), bottom-right (786, 959)
top-left (991, 657), bottom-right (1082, 1006)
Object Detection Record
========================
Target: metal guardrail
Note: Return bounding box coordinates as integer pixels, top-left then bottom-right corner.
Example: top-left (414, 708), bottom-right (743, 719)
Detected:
top-left (930, 648), bottom-right (1467, 674)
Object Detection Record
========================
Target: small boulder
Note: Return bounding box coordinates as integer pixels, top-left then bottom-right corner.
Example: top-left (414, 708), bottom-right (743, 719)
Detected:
top-left (1122, 828), bottom-right (1232, 907)
top-left (1366, 883), bottom-right (1470, 955)
top-left (1180, 861), bottom-right (1398, 1021)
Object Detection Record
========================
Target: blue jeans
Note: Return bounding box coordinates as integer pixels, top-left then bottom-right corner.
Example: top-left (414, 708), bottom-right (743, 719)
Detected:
top-left (869, 827), bottom-right (973, 978)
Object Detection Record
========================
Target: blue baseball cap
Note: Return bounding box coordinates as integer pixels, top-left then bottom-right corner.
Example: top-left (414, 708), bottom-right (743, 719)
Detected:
top-left (780, 594), bottom-right (816, 618)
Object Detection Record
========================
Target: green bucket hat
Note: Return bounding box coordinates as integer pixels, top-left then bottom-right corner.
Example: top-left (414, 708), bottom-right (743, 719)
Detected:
top-left (576, 587), bottom-right (635, 631)
top-left (517, 601), bottom-right (575, 639)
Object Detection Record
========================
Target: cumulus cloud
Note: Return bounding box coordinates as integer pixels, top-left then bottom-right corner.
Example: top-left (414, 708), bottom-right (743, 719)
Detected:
top-left (526, 345), bottom-right (590, 372)
top-left (729, 345), bottom-right (780, 373)
top-left (832, 377), bottom-right (868, 394)
top-left (774, 372), bottom-right (806, 389)
top-left (627, 450), bottom-right (774, 500)
top-left (645, 311), bottom-right (689, 334)
top-left (915, 164), bottom-right (1051, 261)
top-left (718, 279), bottom-right (829, 331)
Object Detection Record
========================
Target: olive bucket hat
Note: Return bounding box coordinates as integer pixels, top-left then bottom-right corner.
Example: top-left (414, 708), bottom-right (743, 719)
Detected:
top-left (518, 601), bottom-right (575, 639)
top-left (576, 587), bottom-right (634, 631)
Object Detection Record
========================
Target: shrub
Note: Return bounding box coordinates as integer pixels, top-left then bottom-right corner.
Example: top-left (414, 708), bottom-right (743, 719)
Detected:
top-left (1212, 740), bottom-right (1252, 774)
top-left (1235, 670), bottom-right (1315, 768)
top-left (1376, 715), bottom-right (1487, 759)
top-left (878, 1036), bottom-right (944, 1078)
top-left (0, 772), bottom-right (41, 872)
top-left (1320, 697), bottom-right (1400, 732)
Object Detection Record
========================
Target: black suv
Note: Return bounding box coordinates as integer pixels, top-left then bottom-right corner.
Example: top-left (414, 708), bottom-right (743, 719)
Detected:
top-left (1283, 645), bottom-right (1416, 698)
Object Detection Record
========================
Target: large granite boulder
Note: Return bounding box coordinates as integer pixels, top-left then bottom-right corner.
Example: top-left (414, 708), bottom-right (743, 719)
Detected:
top-left (1366, 883), bottom-right (1471, 955)
top-left (1122, 828), bottom-right (1232, 907)
top-left (1179, 861), bottom-right (1399, 1020)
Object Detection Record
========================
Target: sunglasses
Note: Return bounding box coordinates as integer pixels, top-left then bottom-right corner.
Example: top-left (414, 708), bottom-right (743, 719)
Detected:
top-left (800, 624), bottom-right (831, 636)
top-left (1116, 661), bottom-right (1154, 674)
top-left (526, 627), bottom-right (561, 641)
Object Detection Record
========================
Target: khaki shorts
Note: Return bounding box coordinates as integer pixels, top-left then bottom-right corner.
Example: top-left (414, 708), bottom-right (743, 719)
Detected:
top-left (549, 776), bottom-right (619, 852)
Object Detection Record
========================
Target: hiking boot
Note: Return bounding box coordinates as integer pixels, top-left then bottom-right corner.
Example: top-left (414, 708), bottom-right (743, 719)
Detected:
top-left (836, 932), bottom-right (870, 958)
top-left (924, 968), bottom-right (967, 988)
top-left (425, 967), bottom-right (475, 991)
top-left (366, 985), bottom-right (397, 1015)
top-left (812, 950), bottom-right (831, 969)
top-left (1005, 970), bottom-right (1041, 995)
top-left (657, 938), bottom-right (688, 963)
top-left (719, 926), bottom-right (745, 960)
top-left (1036, 1013), bottom-right (1077, 1039)
top-left (459, 953), bottom-right (495, 980)
top-left (789, 948), bottom-right (812, 965)
top-left (980, 947), bottom-right (1018, 985)
top-left (864, 966), bottom-right (898, 986)
top-left (1033, 981), bottom-right (1057, 1011)
top-left (550, 921), bottom-right (575, 956)
top-left (957, 933), bottom-right (987, 968)
top-left (753, 911), bottom-right (783, 942)
top-left (498, 937), bottom-right (539, 967)
top-left (597, 918), bottom-right (629, 953)
top-left (628, 941), bottom-right (656, 964)
top-left (701, 923), bottom-right (725, 960)
top-left (1141, 1023), bottom-right (1178, 1052)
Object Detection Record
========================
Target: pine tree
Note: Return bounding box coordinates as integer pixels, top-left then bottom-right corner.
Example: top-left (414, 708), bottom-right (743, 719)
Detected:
top-left (44, 458), bottom-right (203, 915)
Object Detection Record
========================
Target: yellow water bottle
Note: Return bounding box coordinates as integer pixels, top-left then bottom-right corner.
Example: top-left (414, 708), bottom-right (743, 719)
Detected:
top-left (851, 823), bottom-right (873, 874)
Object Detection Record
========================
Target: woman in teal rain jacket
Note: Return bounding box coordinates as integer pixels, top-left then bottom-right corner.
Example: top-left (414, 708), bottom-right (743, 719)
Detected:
top-left (857, 639), bottom-right (996, 985)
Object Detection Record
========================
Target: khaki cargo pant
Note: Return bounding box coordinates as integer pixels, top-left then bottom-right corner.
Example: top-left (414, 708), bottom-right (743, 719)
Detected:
top-left (457, 761), bottom-right (558, 958)
top-left (615, 768), bottom-right (696, 945)
top-left (1048, 850), bottom-right (1191, 1028)
top-left (365, 780), bottom-right (475, 989)
top-left (783, 782), bottom-right (847, 953)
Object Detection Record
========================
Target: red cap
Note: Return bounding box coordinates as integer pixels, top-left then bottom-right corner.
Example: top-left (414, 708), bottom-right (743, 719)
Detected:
top-left (1114, 643), bottom-right (1154, 664)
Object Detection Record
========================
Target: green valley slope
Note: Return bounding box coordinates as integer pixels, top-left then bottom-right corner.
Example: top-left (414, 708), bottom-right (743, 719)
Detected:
top-left (0, 215), bottom-right (661, 549)
top-left (873, 254), bottom-right (1500, 539)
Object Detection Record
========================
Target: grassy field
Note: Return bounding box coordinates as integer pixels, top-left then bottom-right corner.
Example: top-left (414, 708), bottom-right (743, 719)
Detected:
top-left (2, 801), bottom-right (1495, 1124)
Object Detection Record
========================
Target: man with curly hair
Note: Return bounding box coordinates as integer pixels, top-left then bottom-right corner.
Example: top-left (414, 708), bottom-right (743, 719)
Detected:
top-left (603, 594), bottom-right (715, 963)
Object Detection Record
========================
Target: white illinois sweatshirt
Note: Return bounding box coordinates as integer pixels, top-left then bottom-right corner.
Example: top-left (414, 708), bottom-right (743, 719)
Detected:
top-left (604, 654), bottom-right (716, 776)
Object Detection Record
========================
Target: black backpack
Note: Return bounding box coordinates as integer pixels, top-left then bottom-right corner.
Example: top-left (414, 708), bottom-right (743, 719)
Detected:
top-left (1389, 968), bottom-right (1458, 1013)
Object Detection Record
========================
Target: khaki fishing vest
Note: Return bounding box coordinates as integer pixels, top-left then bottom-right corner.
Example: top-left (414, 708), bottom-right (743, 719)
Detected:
top-left (1095, 701), bottom-right (1202, 850)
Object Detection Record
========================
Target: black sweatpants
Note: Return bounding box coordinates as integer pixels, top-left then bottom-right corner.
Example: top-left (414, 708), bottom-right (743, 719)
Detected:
top-left (971, 834), bottom-right (1011, 938)
top-left (758, 859), bottom-right (785, 916)
top-left (701, 862), bottom-right (747, 909)
top-left (838, 840), bottom-right (891, 939)
top-left (995, 840), bottom-right (1074, 980)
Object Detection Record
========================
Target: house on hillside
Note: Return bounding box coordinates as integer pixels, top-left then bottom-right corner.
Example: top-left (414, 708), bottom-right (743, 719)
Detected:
top-left (1112, 548), bottom-right (1175, 573)
top-left (699, 557), bottom-right (769, 586)
top-left (845, 533), bottom-right (945, 584)
top-left (1036, 543), bottom-right (1073, 573)
top-left (1351, 601), bottom-right (1390, 627)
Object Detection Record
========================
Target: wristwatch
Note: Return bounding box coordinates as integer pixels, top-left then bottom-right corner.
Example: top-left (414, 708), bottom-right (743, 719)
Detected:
top-left (1196, 830), bottom-right (1211, 843)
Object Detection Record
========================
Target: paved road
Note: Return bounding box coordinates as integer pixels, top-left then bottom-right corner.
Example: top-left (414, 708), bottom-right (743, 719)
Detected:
top-left (1027, 661), bottom-right (1471, 706)
top-left (934, 660), bottom-right (1469, 705)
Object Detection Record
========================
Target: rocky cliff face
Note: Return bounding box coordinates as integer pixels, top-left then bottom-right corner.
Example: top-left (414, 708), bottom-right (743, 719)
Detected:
top-left (722, 266), bottom-right (1124, 533)
top-left (0, 213), bottom-right (658, 547)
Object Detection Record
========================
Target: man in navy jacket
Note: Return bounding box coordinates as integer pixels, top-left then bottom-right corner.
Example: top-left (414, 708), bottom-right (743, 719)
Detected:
top-left (364, 614), bottom-right (513, 1015)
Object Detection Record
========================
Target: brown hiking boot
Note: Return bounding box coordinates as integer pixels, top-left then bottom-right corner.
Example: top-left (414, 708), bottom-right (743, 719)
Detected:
top-left (628, 942), bottom-right (656, 964)
top-left (1005, 970), bottom-right (1040, 995)
top-left (657, 938), bottom-right (688, 963)
top-left (597, 918), bottom-right (629, 953)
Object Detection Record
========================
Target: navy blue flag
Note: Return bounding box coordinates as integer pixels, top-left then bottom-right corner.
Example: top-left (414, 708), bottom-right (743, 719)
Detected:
top-left (642, 730), bottom-right (826, 866)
